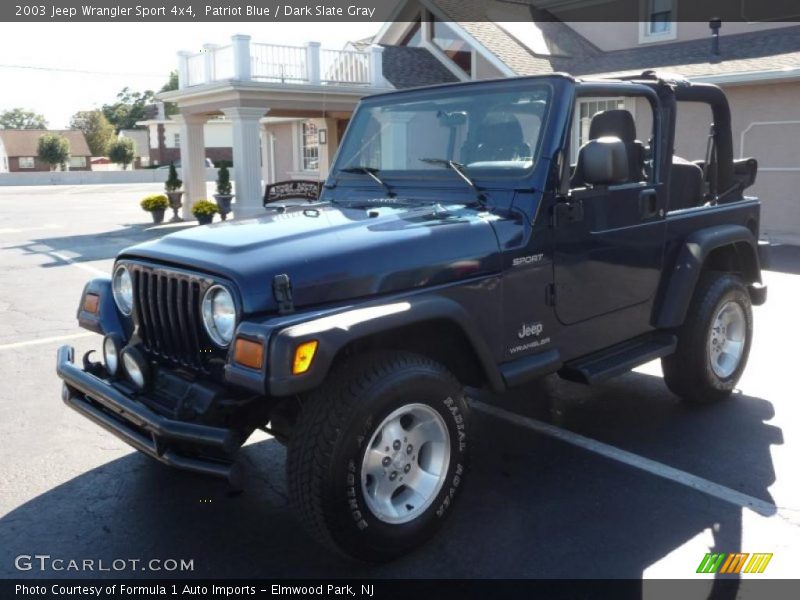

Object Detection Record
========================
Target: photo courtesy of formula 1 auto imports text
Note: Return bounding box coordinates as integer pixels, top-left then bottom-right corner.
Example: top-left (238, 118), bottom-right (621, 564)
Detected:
top-left (1, 1), bottom-right (800, 598)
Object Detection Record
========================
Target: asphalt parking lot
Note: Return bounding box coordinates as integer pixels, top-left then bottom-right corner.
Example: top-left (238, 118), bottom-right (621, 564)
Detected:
top-left (1, 184), bottom-right (799, 586)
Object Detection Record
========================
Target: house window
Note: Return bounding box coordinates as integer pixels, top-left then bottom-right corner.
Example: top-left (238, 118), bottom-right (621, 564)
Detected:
top-left (571, 98), bottom-right (627, 162)
top-left (301, 122), bottom-right (319, 171)
top-left (432, 17), bottom-right (474, 78)
top-left (173, 133), bottom-right (180, 147)
top-left (400, 18), bottom-right (422, 47)
top-left (18, 156), bottom-right (35, 169)
top-left (69, 156), bottom-right (87, 168)
top-left (640, 0), bottom-right (677, 42)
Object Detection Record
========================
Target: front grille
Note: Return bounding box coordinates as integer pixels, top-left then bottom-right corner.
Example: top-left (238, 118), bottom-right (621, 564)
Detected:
top-left (129, 264), bottom-right (219, 371)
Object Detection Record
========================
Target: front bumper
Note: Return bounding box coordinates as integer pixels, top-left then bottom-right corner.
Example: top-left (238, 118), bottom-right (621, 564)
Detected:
top-left (56, 345), bottom-right (242, 485)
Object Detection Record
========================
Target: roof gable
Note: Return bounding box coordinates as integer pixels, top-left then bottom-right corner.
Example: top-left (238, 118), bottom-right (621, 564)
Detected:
top-left (0, 130), bottom-right (92, 157)
top-left (380, 45), bottom-right (460, 88)
top-left (389, 0), bottom-right (800, 81)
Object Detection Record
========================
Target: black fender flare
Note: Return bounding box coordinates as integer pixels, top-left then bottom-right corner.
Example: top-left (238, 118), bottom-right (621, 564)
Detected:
top-left (77, 277), bottom-right (128, 339)
top-left (655, 224), bottom-right (762, 329)
top-left (265, 295), bottom-right (504, 397)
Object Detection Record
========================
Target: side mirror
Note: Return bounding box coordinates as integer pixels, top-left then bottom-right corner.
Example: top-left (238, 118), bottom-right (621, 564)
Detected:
top-left (733, 157), bottom-right (758, 190)
top-left (580, 137), bottom-right (629, 185)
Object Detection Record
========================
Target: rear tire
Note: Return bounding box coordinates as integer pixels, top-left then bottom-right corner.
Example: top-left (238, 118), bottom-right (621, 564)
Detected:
top-left (662, 272), bottom-right (752, 404)
top-left (287, 351), bottom-right (469, 561)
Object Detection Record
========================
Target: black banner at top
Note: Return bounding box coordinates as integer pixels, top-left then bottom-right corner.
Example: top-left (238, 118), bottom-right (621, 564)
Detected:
top-left (2, 0), bottom-right (799, 23)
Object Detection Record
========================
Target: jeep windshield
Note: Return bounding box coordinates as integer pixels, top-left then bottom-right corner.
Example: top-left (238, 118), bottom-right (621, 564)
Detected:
top-left (333, 83), bottom-right (552, 192)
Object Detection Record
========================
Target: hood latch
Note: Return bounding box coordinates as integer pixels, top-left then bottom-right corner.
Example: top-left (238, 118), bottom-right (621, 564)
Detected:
top-left (273, 274), bottom-right (294, 315)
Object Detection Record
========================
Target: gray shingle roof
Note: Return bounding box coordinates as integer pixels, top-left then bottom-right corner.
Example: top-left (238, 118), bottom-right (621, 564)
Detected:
top-left (430, 0), bottom-right (599, 75)
top-left (349, 36), bottom-right (375, 52)
top-left (427, 0), bottom-right (800, 79)
top-left (561, 25), bottom-right (800, 78)
top-left (380, 45), bottom-right (460, 88)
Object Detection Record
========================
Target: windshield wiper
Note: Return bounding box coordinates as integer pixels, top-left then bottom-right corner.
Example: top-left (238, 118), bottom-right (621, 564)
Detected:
top-left (337, 165), bottom-right (396, 198)
top-left (419, 158), bottom-right (487, 208)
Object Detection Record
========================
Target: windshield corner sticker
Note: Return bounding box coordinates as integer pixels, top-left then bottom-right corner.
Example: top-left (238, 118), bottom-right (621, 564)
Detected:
top-left (509, 321), bottom-right (550, 355)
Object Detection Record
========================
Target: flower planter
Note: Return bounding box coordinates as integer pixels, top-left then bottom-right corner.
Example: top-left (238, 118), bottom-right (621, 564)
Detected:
top-left (166, 191), bottom-right (184, 222)
top-left (214, 194), bottom-right (234, 221)
top-left (196, 213), bottom-right (214, 225)
top-left (150, 208), bottom-right (165, 224)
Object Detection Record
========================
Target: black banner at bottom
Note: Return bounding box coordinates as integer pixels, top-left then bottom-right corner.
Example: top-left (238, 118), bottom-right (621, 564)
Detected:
top-left (4, 579), bottom-right (800, 600)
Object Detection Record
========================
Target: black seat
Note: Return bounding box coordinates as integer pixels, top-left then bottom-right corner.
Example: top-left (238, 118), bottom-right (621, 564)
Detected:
top-left (587, 109), bottom-right (646, 182)
top-left (570, 109), bottom-right (646, 188)
top-left (669, 156), bottom-right (704, 211)
top-left (464, 114), bottom-right (531, 164)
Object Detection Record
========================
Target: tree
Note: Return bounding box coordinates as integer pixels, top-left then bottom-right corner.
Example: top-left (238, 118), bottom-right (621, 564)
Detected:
top-left (160, 70), bottom-right (179, 93)
top-left (0, 107), bottom-right (48, 130)
top-left (159, 70), bottom-right (179, 117)
top-left (70, 110), bottom-right (115, 156)
top-left (101, 72), bottom-right (179, 132)
top-left (102, 88), bottom-right (155, 132)
top-left (108, 137), bottom-right (136, 170)
top-left (37, 134), bottom-right (70, 171)
top-left (165, 162), bottom-right (182, 192)
top-left (216, 163), bottom-right (232, 195)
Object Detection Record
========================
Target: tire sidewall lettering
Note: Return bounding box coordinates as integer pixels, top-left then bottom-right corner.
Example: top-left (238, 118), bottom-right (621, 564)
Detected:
top-left (343, 390), bottom-right (468, 536)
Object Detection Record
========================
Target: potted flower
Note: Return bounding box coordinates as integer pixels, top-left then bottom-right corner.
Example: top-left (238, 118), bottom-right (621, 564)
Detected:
top-left (191, 199), bottom-right (218, 225)
top-left (213, 162), bottom-right (234, 221)
top-left (140, 193), bottom-right (169, 224)
top-left (164, 162), bottom-right (183, 221)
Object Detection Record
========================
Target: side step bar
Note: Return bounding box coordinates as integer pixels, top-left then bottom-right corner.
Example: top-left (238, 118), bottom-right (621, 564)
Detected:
top-left (558, 333), bottom-right (677, 385)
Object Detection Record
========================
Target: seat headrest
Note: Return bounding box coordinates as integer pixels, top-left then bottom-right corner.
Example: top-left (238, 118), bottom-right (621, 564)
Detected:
top-left (478, 113), bottom-right (524, 145)
top-left (580, 137), bottom-right (630, 185)
top-left (589, 109), bottom-right (637, 143)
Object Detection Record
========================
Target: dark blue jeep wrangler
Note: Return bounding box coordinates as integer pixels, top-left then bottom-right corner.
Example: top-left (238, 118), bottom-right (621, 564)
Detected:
top-left (57, 72), bottom-right (767, 560)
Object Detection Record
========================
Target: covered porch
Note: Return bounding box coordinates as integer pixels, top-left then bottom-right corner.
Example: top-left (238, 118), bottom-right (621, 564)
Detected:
top-left (159, 34), bottom-right (392, 219)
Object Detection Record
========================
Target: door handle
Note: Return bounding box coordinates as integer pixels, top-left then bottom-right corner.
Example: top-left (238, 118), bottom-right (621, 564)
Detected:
top-left (639, 189), bottom-right (659, 219)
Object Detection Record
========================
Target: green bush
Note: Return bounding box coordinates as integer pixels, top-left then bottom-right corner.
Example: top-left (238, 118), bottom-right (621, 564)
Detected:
top-left (140, 194), bottom-right (169, 211)
top-left (216, 163), bottom-right (232, 196)
top-left (165, 162), bottom-right (182, 192)
top-left (191, 199), bottom-right (219, 216)
top-left (108, 137), bottom-right (136, 169)
top-left (37, 133), bottom-right (70, 171)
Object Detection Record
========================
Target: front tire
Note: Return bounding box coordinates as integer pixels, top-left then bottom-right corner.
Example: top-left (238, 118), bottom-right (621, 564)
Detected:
top-left (662, 272), bottom-right (753, 404)
top-left (287, 351), bottom-right (469, 561)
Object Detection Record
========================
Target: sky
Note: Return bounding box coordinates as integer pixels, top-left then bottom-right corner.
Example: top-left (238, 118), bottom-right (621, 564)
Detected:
top-left (0, 22), bottom-right (380, 128)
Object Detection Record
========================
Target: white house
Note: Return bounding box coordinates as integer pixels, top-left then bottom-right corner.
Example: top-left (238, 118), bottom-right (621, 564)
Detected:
top-left (159, 0), bottom-right (800, 241)
top-left (0, 136), bottom-right (8, 173)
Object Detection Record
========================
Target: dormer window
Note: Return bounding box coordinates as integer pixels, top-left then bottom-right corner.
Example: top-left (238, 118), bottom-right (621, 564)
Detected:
top-left (640, 0), bottom-right (677, 43)
top-left (432, 17), bottom-right (474, 78)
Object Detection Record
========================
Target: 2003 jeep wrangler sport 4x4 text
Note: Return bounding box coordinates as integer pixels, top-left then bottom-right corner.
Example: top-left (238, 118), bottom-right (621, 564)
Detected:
top-left (57, 72), bottom-right (768, 560)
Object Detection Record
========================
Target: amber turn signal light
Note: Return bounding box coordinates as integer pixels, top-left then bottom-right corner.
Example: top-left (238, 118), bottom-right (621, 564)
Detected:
top-left (83, 293), bottom-right (99, 314)
top-left (292, 340), bottom-right (318, 375)
top-left (234, 338), bottom-right (264, 370)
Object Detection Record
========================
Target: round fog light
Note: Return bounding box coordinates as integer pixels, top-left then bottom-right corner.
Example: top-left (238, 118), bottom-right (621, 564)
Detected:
top-left (103, 334), bottom-right (122, 376)
top-left (121, 347), bottom-right (148, 389)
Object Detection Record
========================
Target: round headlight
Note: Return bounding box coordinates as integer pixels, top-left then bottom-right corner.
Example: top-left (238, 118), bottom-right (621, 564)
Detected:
top-left (202, 285), bottom-right (236, 347)
top-left (121, 348), bottom-right (148, 389)
top-left (112, 265), bottom-right (133, 316)
top-left (103, 334), bottom-right (122, 376)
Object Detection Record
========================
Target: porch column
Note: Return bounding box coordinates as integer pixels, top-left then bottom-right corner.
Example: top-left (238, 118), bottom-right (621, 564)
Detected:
top-left (260, 123), bottom-right (275, 185)
top-left (380, 112), bottom-right (415, 169)
top-left (222, 106), bottom-right (268, 218)
top-left (173, 113), bottom-right (208, 219)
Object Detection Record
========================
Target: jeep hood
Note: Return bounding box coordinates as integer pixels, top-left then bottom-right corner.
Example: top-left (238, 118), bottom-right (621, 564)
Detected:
top-left (121, 203), bottom-right (502, 314)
